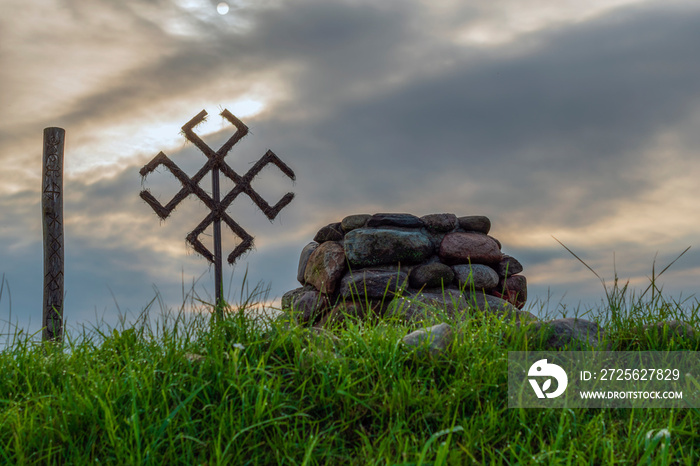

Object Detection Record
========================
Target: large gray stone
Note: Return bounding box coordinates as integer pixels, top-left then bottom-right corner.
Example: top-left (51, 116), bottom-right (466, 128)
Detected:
top-left (344, 228), bottom-right (433, 267)
top-left (462, 292), bottom-right (536, 322)
top-left (439, 232), bottom-right (502, 265)
top-left (366, 213), bottom-right (424, 229)
top-left (531, 318), bottom-right (603, 349)
top-left (403, 323), bottom-right (454, 356)
top-left (339, 268), bottom-right (408, 300)
top-left (409, 262), bottom-right (455, 289)
top-left (297, 242), bottom-right (319, 284)
top-left (304, 241), bottom-right (347, 294)
top-left (385, 295), bottom-right (442, 323)
top-left (452, 264), bottom-right (499, 291)
top-left (385, 289), bottom-right (535, 324)
top-left (643, 320), bottom-right (696, 340)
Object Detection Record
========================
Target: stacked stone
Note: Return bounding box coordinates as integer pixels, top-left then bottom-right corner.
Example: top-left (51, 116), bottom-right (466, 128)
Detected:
top-left (281, 213), bottom-right (528, 326)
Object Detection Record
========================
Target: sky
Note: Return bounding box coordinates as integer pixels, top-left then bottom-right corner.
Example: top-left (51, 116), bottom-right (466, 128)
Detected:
top-left (2, 0), bottom-right (700, 341)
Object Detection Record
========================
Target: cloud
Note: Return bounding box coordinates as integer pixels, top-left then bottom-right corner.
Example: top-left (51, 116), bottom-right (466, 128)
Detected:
top-left (2, 0), bottom-right (700, 340)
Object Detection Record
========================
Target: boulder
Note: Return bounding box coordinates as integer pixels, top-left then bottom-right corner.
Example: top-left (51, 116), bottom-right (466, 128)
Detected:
top-left (457, 215), bottom-right (491, 234)
top-left (495, 254), bottom-right (523, 278)
top-left (313, 222), bottom-right (344, 242)
top-left (403, 323), bottom-right (454, 356)
top-left (366, 213), bottom-right (424, 228)
top-left (339, 268), bottom-right (408, 300)
top-left (420, 213), bottom-right (458, 232)
top-left (439, 232), bottom-right (502, 265)
top-left (280, 287), bottom-right (331, 324)
top-left (344, 228), bottom-right (433, 267)
top-left (530, 318), bottom-right (603, 349)
top-left (409, 262), bottom-right (455, 289)
top-left (385, 289), bottom-right (535, 324)
top-left (303, 241), bottom-right (347, 294)
top-left (643, 320), bottom-right (696, 340)
top-left (341, 214), bottom-right (371, 233)
top-left (452, 264), bottom-right (499, 291)
top-left (296, 242), bottom-right (319, 284)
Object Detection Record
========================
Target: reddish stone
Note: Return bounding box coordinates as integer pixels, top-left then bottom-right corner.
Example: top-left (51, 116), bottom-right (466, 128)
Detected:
top-left (304, 241), bottom-right (347, 294)
top-left (439, 232), bottom-right (502, 265)
top-left (457, 216), bottom-right (491, 234)
top-left (493, 275), bottom-right (527, 309)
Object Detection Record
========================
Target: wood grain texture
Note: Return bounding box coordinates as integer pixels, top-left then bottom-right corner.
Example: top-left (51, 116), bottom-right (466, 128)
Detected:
top-left (42, 127), bottom-right (64, 342)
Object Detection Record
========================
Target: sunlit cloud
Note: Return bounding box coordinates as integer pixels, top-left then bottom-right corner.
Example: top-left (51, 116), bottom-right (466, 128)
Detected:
top-left (1, 0), bottom-right (700, 337)
top-left (50, 95), bottom-right (267, 177)
top-left (451, 0), bottom-right (653, 46)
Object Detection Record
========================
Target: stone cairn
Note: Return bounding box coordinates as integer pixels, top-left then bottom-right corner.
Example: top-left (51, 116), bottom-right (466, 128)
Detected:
top-left (282, 213), bottom-right (531, 328)
top-left (279, 213), bottom-right (697, 352)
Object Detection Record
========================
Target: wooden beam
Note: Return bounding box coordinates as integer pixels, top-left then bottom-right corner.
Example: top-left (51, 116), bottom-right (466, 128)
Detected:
top-left (42, 127), bottom-right (65, 342)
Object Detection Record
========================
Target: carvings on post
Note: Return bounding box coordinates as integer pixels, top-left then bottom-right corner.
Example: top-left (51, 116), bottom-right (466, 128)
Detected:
top-left (42, 127), bottom-right (65, 342)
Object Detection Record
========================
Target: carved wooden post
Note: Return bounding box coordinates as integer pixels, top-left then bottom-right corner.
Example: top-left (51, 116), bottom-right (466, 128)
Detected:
top-left (42, 127), bottom-right (65, 342)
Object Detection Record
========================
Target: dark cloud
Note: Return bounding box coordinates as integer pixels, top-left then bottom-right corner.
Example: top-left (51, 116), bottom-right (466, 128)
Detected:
top-left (2, 0), bottom-right (700, 339)
top-left (251, 1), bottom-right (700, 227)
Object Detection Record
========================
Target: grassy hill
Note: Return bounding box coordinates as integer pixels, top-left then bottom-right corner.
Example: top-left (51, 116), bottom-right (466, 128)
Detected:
top-left (1, 277), bottom-right (699, 465)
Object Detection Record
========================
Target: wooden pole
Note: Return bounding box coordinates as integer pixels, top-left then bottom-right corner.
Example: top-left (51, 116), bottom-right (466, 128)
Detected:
top-left (212, 164), bottom-right (224, 317)
top-left (42, 127), bottom-right (65, 342)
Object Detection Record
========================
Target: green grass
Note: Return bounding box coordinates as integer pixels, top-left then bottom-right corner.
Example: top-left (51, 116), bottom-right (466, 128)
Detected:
top-left (1, 269), bottom-right (700, 464)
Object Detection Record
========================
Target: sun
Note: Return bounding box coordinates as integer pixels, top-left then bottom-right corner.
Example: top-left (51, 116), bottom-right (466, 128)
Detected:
top-left (216, 2), bottom-right (229, 15)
